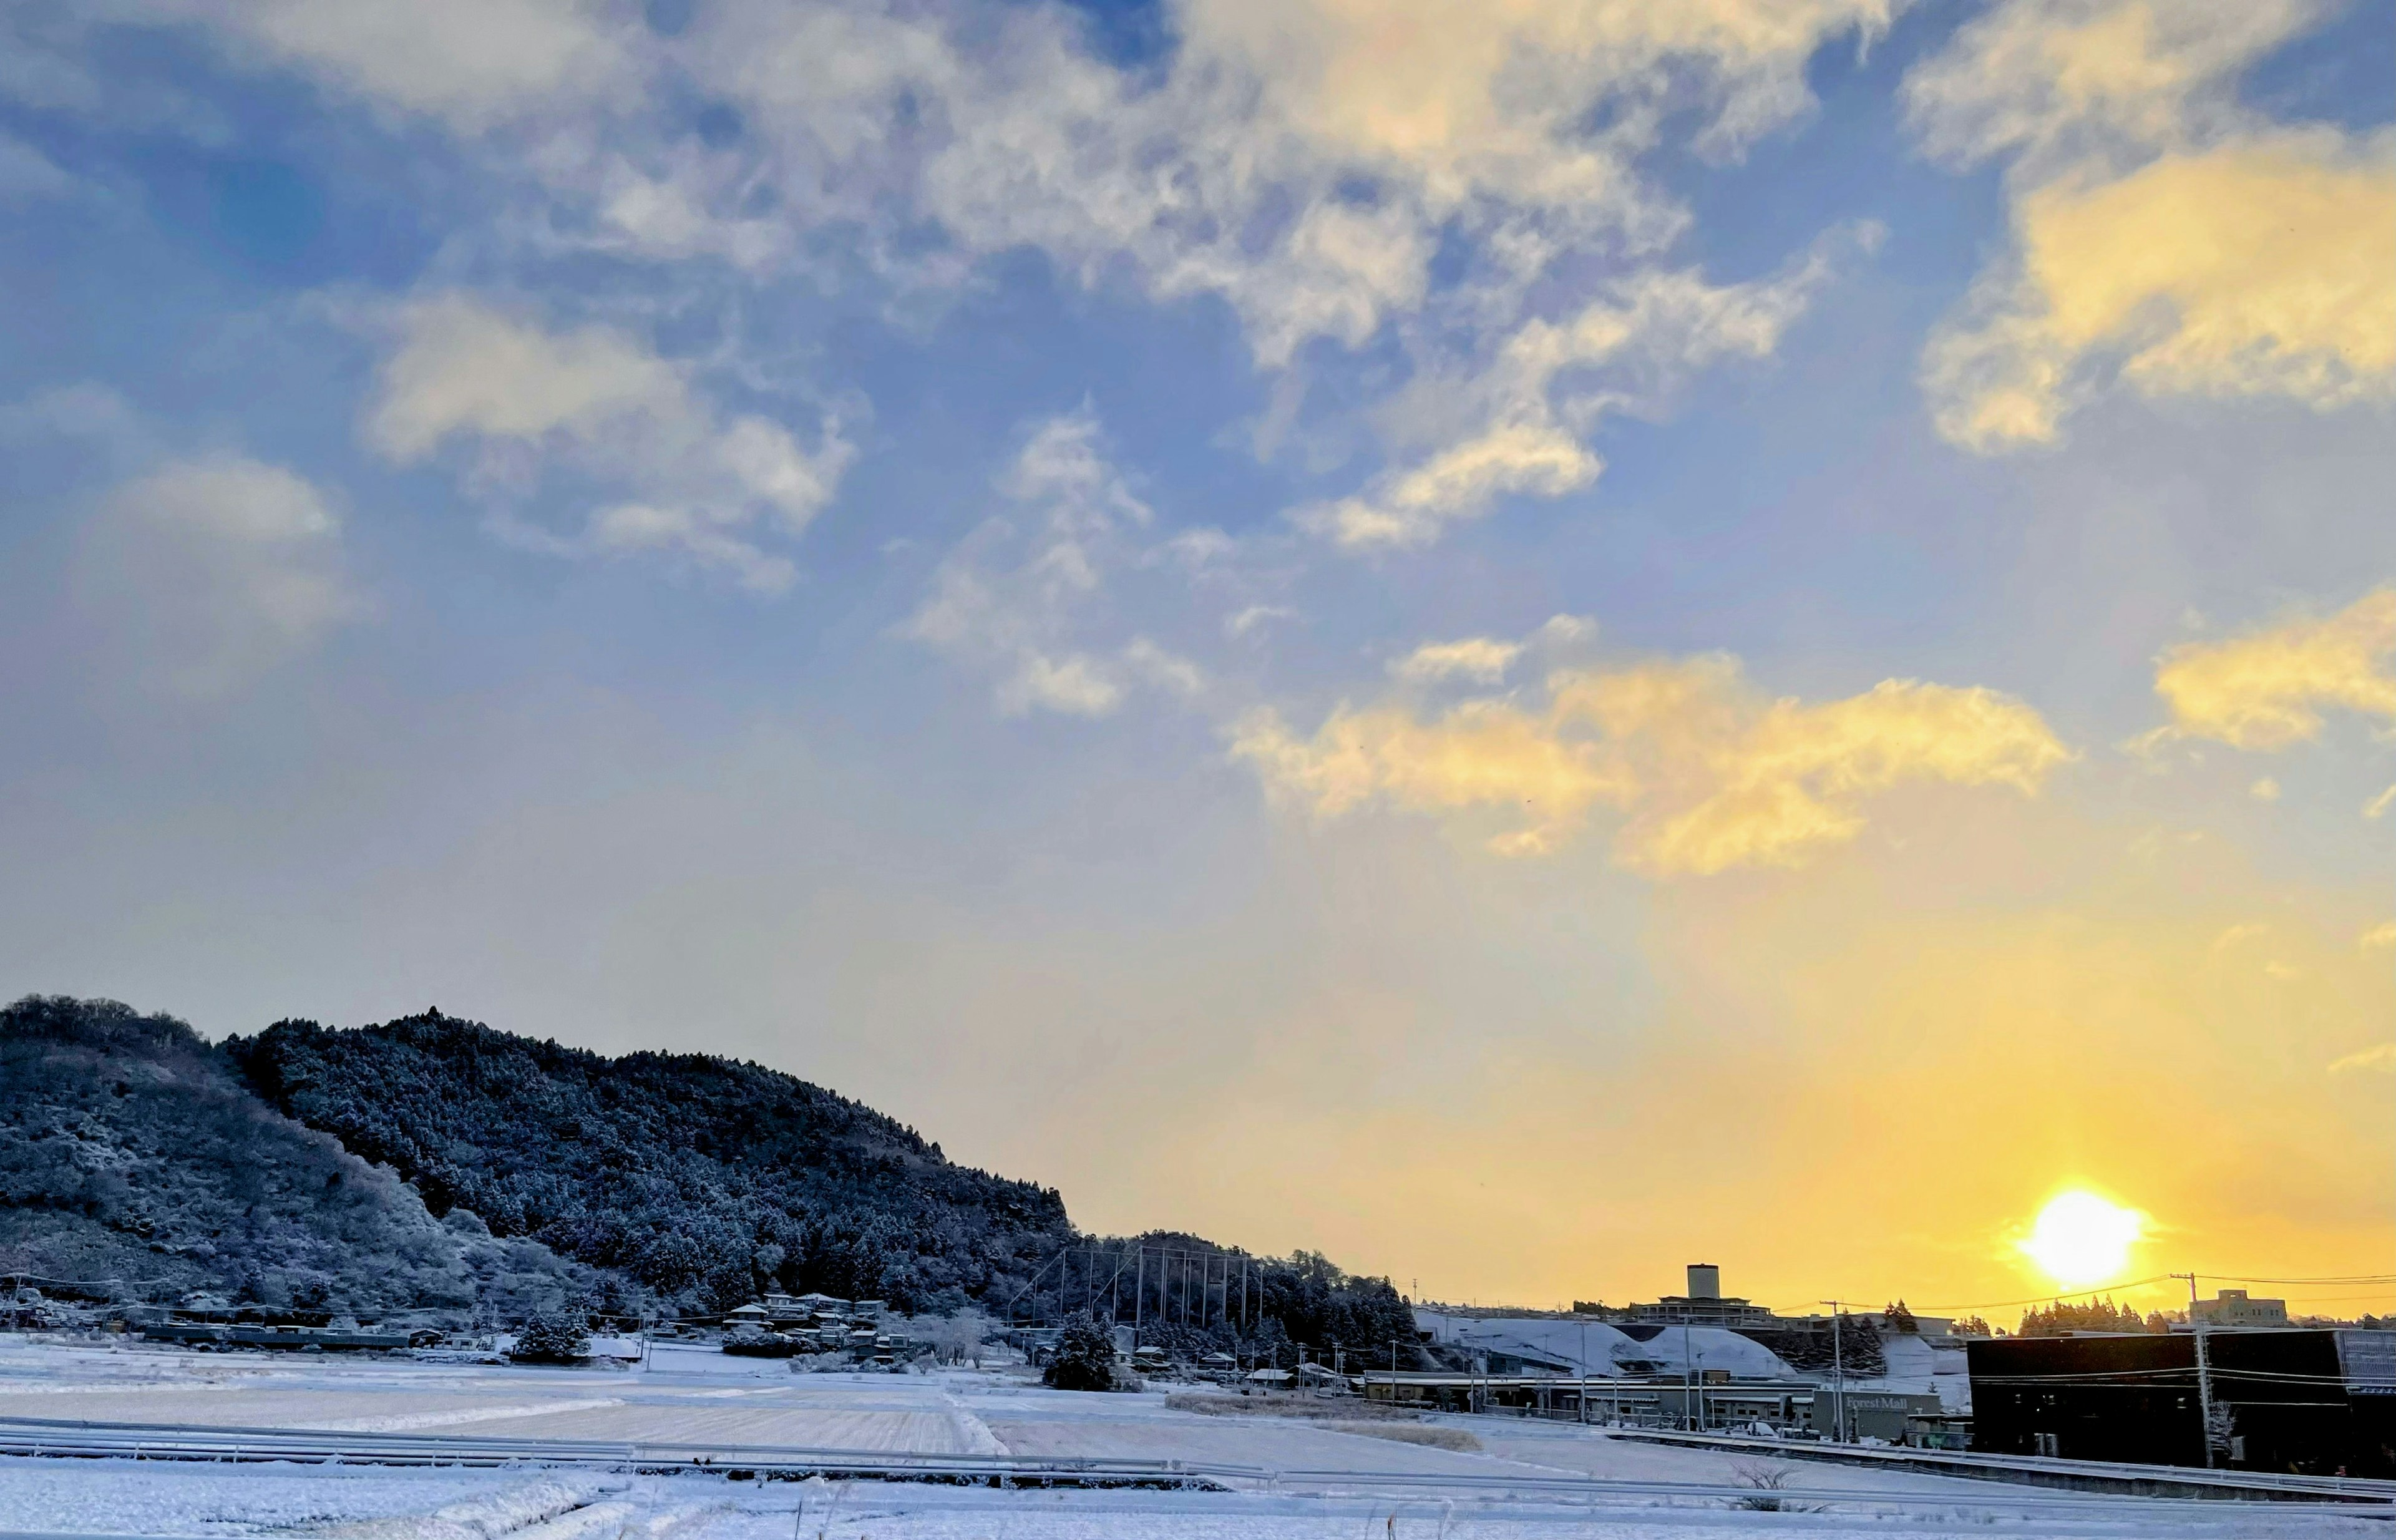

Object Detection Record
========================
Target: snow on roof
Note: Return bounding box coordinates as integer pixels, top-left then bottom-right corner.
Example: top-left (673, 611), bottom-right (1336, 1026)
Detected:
top-left (1413, 1310), bottom-right (1798, 1379)
top-left (1245, 1369), bottom-right (1292, 1382)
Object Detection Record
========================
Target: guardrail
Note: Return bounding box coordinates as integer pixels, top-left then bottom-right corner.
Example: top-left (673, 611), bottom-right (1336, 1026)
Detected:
top-left (3, 1413), bottom-right (2393, 1523)
top-left (0, 1415), bottom-right (1220, 1489)
top-left (1605, 1427), bottom-right (2396, 1504)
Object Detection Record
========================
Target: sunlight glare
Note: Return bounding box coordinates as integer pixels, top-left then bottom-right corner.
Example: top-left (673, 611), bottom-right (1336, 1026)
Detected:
top-left (2018, 1191), bottom-right (2145, 1289)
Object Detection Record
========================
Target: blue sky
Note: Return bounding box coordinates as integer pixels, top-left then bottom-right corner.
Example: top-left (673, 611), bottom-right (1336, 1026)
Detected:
top-left (2, 0), bottom-right (2391, 1313)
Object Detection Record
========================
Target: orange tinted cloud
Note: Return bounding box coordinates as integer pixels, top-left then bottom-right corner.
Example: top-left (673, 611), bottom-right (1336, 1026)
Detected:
top-left (2155, 588), bottom-right (2396, 749)
top-left (1234, 653), bottom-right (2070, 872)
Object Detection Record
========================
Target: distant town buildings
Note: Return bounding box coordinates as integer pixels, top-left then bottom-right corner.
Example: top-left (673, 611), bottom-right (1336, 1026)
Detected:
top-left (1398, 1265), bottom-right (1969, 1445)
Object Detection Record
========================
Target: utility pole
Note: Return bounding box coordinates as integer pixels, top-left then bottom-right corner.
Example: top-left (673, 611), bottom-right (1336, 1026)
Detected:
top-left (2174, 1273), bottom-right (2219, 1469)
top-left (1133, 1247), bottom-right (1144, 1344)
top-left (1579, 1319), bottom-right (1590, 1425)
top-left (1821, 1302), bottom-right (1845, 1444)
top-left (1682, 1317), bottom-right (1696, 1431)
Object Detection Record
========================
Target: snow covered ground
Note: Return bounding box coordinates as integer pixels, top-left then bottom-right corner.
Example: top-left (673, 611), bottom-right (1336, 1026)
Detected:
top-left (0, 1337), bottom-right (2383, 1538)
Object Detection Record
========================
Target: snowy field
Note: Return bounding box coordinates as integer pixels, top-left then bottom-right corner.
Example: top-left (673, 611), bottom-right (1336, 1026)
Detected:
top-left (1, 1337), bottom-right (2385, 1538)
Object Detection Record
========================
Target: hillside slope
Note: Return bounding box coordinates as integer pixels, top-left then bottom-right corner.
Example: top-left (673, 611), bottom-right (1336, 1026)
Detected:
top-left (226, 1011), bottom-right (1074, 1313)
top-left (0, 997), bottom-right (583, 1317)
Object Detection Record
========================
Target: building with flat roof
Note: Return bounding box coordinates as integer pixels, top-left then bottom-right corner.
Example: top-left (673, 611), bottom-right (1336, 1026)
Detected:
top-left (1624, 1264), bottom-right (1777, 1328)
top-left (2189, 1289), bottom-right (2288, 1328)
top-left (1967, 1328), bottom-right (2396, 1474)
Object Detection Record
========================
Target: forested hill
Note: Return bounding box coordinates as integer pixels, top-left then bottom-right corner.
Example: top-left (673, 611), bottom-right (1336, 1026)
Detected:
top-left (8, 997), bottom-right (1411, 1340)
top-left (0, 997), bottom-right (586, 1316)
top-left (225, 1011), bottom-right (1073, 1314)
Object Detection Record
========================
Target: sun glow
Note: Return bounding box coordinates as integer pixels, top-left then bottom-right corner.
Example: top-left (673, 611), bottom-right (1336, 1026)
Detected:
top-left (2018, 1191), bottom-right (2145, 1289)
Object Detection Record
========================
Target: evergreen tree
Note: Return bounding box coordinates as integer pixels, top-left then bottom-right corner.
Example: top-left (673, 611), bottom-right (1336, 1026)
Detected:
top-left (1043, 1313), bottom-right (1119, 1391)
top-left (511, 1311), bottom-right (590, 1363)
top-left (2019, 1297), bottom-right (2155, 1337)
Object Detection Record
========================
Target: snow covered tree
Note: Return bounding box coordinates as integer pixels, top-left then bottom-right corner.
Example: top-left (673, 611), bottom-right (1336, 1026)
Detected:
top-left (1043, 1313), bottom-right (1118, 1391)
top-left (511, 1311), bottom-right (590, 1363)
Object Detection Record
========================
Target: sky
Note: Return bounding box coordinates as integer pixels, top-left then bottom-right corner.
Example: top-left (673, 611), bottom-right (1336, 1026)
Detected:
top-left (1, 0), bottom-right (2391, 1323)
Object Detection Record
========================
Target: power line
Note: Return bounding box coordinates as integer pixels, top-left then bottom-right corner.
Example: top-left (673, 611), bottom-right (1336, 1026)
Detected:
top-left (2201, 1273), bottom-right (2396, 1286)
top-left (1912, 1271), bottom-right (2396, 1314)
top-left (1910, 1275), bottom-right (2176, 1312)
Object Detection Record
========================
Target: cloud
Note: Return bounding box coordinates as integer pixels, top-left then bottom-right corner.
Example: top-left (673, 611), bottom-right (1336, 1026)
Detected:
top-left (129, 0), bottom-right (1904, 562)
top-left (1234, 650), bottom-right (2070, 872)
top-left (2329, 1043), bottom-right (2396, 1076)
top-left (1390, 638), bottom-right (1523, 686)
top-left (366, 294), bottom-right (852, 593)
top-left (2151, 588), bottom-right (2396, 750)
top-left (2367, 786), bottom-right (2396, 821)
top-left (1921, 137), bottom-right (2396, 449)
top-left (0, 129), bottom-right (71, 202)
top-left (177, 0), bottom-right (635, 131)
top-left (1904, 0), bottom-right (2325, 173)
top-left (2249, 776), bottom-right (2279, 802)
top-left (1225, 604), bottom-right (1297, 641)
top-left (77, 455), bottom-right (366, 697)
top-left (882, 0), bottom-right (1899, 368)
top-left (2362, 922), bottom-right (2396, 953)
top-left (1305, 251), bottom-right (1846, 547)
top-left (905, 410), bottom-right (1204, 718)
top-left (1905, 1), bottom-right (2394, 449)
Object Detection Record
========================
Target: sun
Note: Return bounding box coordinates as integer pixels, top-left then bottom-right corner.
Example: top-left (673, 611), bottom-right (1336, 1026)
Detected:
top-left (2017, 1191), bottom-right (2145, 1289)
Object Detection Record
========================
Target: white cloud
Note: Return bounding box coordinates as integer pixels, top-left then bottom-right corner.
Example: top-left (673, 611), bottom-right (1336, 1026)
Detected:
top-left (1906, 1), bottom-right (2394, 449)
top-left (366, 293), bottom-right (852, 593)
top-left (123, 0), bottom-right (1906, 562)
top-left (2362, 921), bottom-right (2396, 953)
top-left (77, 455), bottom-right (366, 697)
top-left (2249, 776), bottom-right (2279, 802)
top-left (1904, 0), bottom-right (2324, 174)
top-left (2365, 785), bottom-right (2396, 822)
top-left (177, 0), bottom-right (635, 131)
top-left (1390, 638), bottom-right (1523, 686)
top-left (905, 410), bottom-right (1205, 718)
top-left (1225, 604), bottom-right (1297, 641)
top-left (1303, 242), bottom-right (1852, 548)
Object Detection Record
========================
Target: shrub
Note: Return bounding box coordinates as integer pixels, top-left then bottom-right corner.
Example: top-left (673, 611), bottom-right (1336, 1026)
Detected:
top-left (723, 1328), bottom-right (802, 1357)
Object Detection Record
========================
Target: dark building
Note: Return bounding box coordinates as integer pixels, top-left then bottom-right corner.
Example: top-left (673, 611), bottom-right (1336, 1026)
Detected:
top-left (1968, 1328), bottom-right (2396, 1476)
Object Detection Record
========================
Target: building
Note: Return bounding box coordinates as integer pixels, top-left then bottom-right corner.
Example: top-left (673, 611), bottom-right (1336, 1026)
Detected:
top-left (1624, 1264), bottom-right (1778, 1328)
top-left (1411, 1272), bottom-right (1973, 1445)
top-left (2189, 1289), bottom-right (2289, 1328)
top-left (1967, 1328), bottom-right (2396, 1475)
